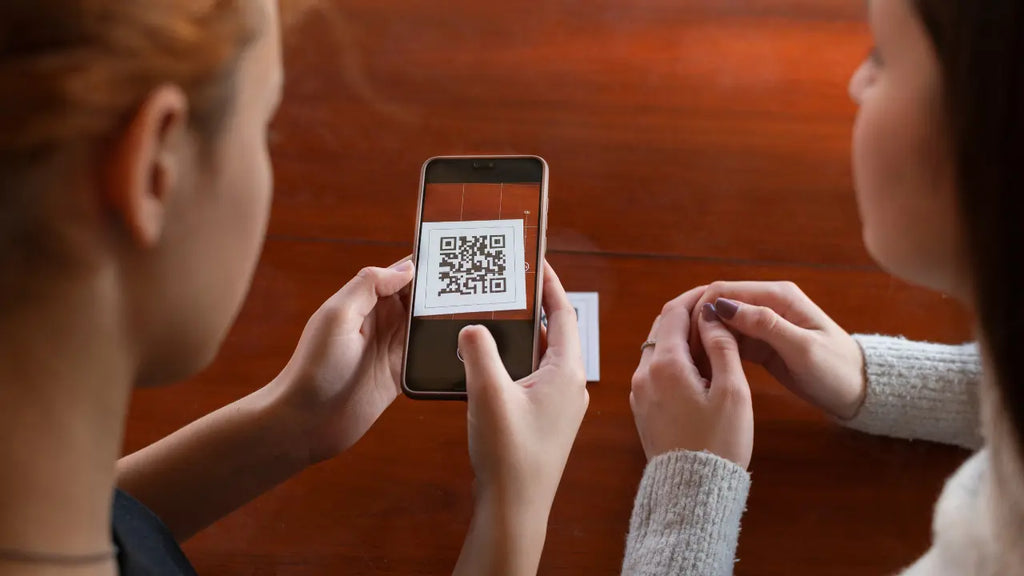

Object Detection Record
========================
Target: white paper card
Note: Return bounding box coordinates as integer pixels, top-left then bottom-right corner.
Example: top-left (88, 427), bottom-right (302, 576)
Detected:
top-left (413, 219), bottom-right (527, 317)
top-left (567, 292), bottom-right (601, 382)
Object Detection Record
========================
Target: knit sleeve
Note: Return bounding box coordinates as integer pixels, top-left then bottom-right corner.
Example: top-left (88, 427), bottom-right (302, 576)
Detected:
top-left (843, 335), bottom-right (983, 450)
top-left (622, 451), bottom-right (751, 576)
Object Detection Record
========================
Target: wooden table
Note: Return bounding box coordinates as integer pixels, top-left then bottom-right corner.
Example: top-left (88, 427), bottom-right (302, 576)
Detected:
top-left (124, 1), bottom-right (973, 574)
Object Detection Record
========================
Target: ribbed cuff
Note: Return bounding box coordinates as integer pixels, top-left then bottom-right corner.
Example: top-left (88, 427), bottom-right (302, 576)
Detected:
top-left (623, 451), bottom-right (750, 576)
top-left (845, 335), bottom-right (983, 450)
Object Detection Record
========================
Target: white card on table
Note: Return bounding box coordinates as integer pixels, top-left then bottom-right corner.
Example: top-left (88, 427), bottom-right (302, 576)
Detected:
top-left (413, 219), bottom-right (528, 317)
top-left (567, 292), bottom-right (601, 382)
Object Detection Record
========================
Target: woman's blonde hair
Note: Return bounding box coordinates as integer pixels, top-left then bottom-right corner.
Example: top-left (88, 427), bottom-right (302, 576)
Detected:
top-left (0, 1), bottom-right (317, 288)
top-left (0, 1), bottom-right (257, 157)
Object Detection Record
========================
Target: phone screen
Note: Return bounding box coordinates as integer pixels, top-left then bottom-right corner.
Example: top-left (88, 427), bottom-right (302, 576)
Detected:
top-left (404, 157), bottom-right (547, 396)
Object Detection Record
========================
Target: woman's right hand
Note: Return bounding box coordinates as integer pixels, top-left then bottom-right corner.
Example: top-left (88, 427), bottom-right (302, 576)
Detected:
top-left (453, 262), bottom-right (589, 576)
top-left (691, 281), bottom-right (867, 421)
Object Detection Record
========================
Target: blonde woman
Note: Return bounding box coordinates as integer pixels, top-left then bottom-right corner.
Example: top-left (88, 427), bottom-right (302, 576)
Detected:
top-left (0, 2), bottom-right (587, 575)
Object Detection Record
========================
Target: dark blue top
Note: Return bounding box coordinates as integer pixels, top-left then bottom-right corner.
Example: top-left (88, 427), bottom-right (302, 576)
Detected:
top-left (112, 490), bottom-right (197, 576)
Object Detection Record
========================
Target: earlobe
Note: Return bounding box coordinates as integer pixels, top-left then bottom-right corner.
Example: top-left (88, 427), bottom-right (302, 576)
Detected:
top-left (103, 84), bottom-right (190, 248)
top-left (849, 63), bottom-right (870, 105)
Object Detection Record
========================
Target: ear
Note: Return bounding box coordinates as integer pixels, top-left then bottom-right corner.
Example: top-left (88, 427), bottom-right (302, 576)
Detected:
top-left (104, 84), bottom-right (190, 247)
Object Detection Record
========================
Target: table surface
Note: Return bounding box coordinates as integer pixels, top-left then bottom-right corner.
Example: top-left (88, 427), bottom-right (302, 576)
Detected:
top-left (123, 1), bottom-right (974, 574)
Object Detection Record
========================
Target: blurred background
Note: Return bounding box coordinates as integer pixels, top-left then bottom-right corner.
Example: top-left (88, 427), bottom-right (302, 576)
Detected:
top-left (123, 1), bottom-right (972, 574)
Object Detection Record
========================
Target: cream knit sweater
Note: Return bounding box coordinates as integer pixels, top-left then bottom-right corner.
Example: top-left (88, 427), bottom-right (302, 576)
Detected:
top-left (621, 335), bottom-right (990, 575)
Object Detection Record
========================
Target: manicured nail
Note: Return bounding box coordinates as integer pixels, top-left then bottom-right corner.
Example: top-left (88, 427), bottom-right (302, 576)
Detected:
top-left (701, 303), bottom-right (719, 322)
top-left (714, 298), bottom-right (739, 320)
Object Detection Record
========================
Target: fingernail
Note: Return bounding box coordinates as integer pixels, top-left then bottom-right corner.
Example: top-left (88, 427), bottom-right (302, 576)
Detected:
top-left (701, 303), bottom-right (719, 322)
top-left (714, 298), bottom-right (739, 320)
top-left (395, 260), bottom-right (414, 273)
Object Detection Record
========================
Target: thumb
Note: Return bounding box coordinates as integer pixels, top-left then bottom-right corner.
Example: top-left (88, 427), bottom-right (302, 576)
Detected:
top-left (713, 297), bottom-right (809, 361)
top-left (459, 325), bottom-right (512, 402)
top-left (334, 262), bottom-right (415, 322)
top-left (699, 304), bottom-right (745, 386)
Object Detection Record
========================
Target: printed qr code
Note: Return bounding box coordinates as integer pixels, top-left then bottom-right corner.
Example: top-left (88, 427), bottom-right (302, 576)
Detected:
top-left (414, 219), bottom-right (526, 317)
top-left (437, 235), bottom-right (508, 296)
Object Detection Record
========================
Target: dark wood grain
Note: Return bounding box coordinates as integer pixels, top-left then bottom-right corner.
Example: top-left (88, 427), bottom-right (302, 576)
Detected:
top-left (270, 0), bottom-right (871, 267)
top-left (121, 1), bottom-right (976, 574)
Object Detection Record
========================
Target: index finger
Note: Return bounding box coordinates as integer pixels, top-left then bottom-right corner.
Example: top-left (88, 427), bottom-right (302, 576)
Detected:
top-left (690, 280), bottom-right (823, 360)
top-left (698, 281), bottom-right (825, 326)
top-left (653, 285), bottom-right (707, 362)
top-left (538, 261), bottom-right (582, 366)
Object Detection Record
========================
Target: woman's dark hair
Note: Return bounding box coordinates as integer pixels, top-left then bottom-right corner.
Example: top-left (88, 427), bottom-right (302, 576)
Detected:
top-left (913, 0), bottom-right (1024, 455)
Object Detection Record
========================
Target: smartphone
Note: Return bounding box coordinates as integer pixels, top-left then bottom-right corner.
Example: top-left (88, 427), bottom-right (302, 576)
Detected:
top-left (402, 156), bottom-right (549, 400)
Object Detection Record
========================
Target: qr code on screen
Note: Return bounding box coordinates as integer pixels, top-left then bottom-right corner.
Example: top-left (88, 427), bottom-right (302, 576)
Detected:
top-left (437, 235), bottom-right (508, 296)
top-left (413, 219), bottom-right (525, 317)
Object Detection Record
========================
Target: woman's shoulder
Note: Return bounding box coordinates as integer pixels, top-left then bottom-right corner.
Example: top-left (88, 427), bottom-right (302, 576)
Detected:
top-left (923, 450), bottom-right (997, 575)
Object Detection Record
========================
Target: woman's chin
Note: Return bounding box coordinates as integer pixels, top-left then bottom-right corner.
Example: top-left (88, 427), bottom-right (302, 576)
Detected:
top-left (134, 338), bottom-right (225, 389)
top-left (864, 231), bottom-right (966, 300)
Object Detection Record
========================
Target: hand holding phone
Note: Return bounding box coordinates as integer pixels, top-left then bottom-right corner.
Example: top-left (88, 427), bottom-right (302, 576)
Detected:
top-left (453, 263), bottom-right (589, 576)
top-left (269, 260), bottom-right (415, 465)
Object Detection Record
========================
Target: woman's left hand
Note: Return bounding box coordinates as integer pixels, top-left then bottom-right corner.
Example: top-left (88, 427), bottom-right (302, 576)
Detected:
top-left (269, 258), bottom-right (415, 465)
top-left (630, 287), bottom-right (754, 469)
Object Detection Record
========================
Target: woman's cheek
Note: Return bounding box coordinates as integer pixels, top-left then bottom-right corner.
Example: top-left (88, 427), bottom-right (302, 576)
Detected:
top-left (851, 86), bottom-right (905, 271)
top-left (852, 98), bottom-right (881, 236)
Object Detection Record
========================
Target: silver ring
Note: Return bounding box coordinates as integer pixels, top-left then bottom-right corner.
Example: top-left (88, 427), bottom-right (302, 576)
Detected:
top-left (640, 340), bottom-right (657, 352)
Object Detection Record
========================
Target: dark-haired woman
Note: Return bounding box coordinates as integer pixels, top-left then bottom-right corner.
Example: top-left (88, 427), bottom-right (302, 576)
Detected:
top-left (624, 1), bottom-right (1024, 574)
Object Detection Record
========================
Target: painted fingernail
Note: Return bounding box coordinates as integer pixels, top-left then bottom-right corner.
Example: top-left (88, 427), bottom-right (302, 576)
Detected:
top-left (701, 303), bottom-right (719, 322)
top-left (714, 298), bottom-right (739, 320)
